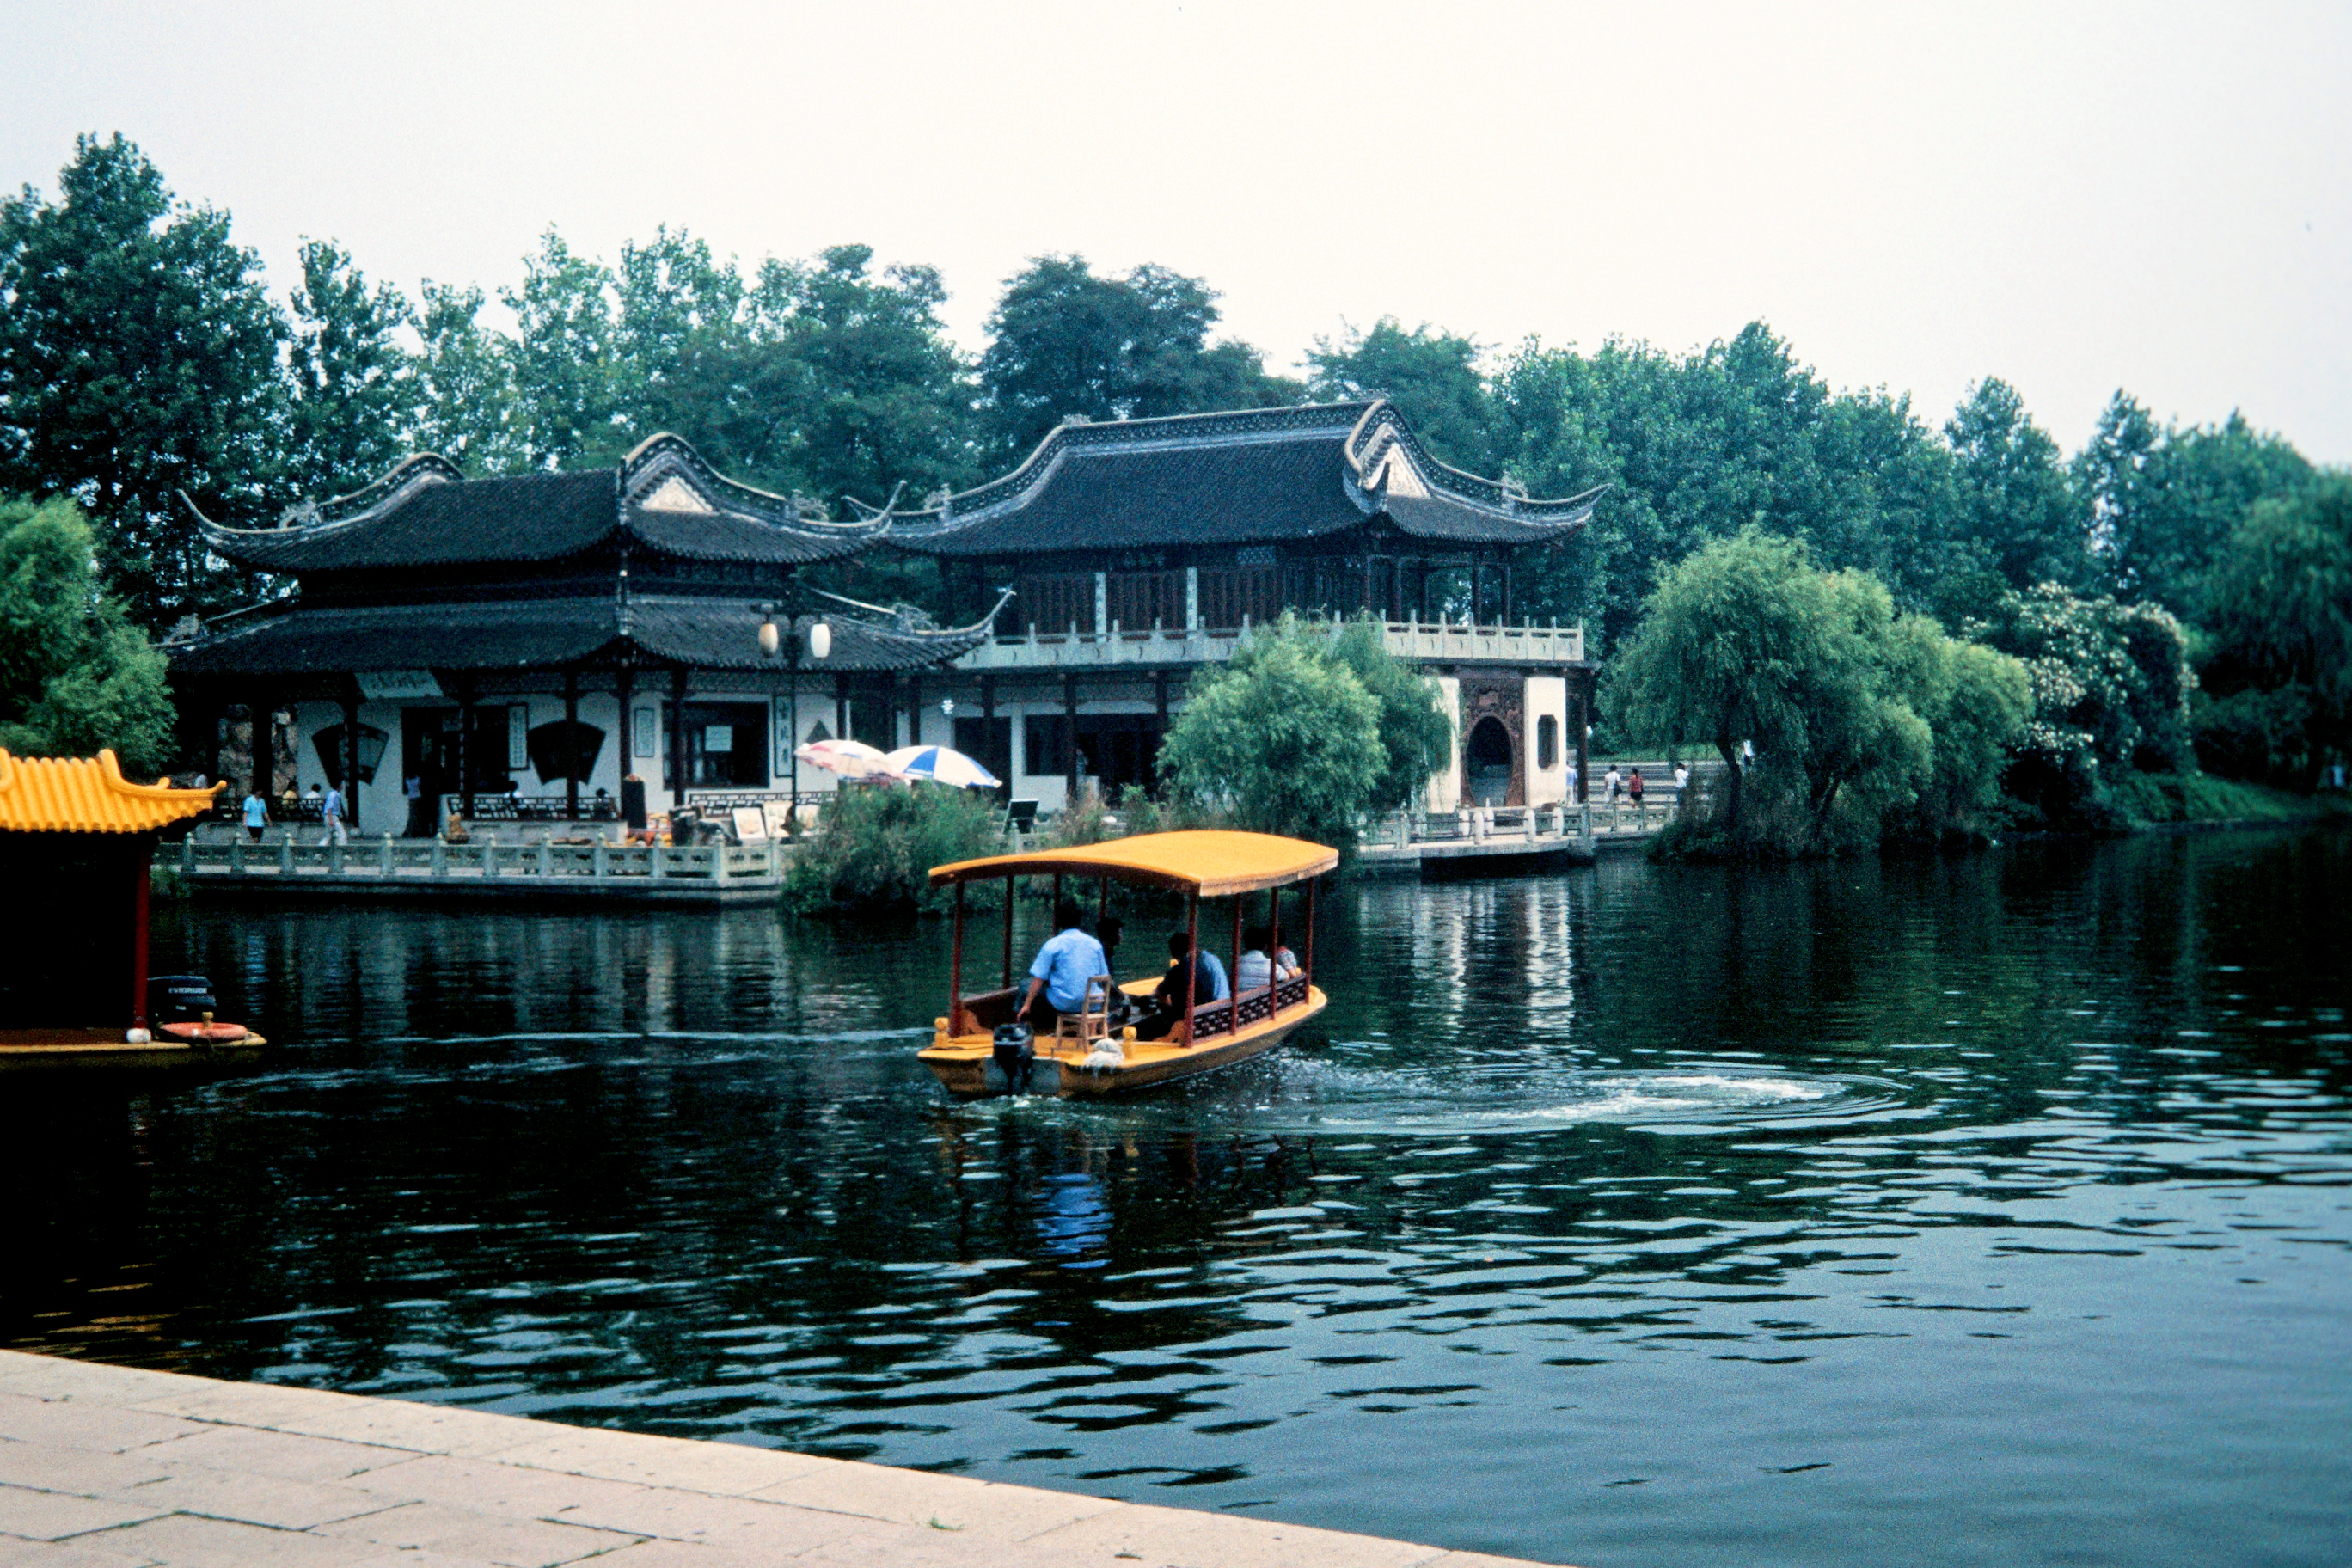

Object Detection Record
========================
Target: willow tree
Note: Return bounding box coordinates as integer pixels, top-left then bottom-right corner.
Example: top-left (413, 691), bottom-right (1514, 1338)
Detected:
top-left (1159, 618), bottom-right (1385, 851)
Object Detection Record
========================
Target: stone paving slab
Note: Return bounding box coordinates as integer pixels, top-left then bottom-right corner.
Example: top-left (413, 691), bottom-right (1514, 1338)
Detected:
top-left (0, 1350), bottom-right (1574, 1568)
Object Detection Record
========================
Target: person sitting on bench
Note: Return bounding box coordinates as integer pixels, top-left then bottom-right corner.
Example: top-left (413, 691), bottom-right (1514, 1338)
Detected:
top-left (1019, 898), bottom-right (1107, 1038)
top-left (1138, 930), bottom-right (1222, 1041)
top-left (1235, 924), bottom-right (1302, 990)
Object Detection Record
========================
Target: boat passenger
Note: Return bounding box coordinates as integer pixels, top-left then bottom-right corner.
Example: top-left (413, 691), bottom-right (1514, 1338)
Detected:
top-left (1235, 925), bottom-right (1300, 991)
top-left (1019, 898), bottom-right (1108, 1036)
top-left (1137, 930), bottom-right (1222, 1041)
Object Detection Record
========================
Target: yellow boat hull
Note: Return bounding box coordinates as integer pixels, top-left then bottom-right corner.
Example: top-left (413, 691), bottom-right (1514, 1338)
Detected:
top-left (919, 986), bottom-right (1325, 1098)
top-left (0, 1027), bottom-right (269, 1072)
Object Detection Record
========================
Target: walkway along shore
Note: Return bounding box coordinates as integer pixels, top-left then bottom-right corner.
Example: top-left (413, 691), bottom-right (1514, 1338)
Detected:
top-left (0, 1351), bottom-right (1565, 1567)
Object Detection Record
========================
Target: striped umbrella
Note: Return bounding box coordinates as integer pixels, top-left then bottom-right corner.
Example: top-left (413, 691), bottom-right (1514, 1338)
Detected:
top-left (794, 738), bottom-right (898, 780)
top-left (881, 744), bottom-right (1001, 790)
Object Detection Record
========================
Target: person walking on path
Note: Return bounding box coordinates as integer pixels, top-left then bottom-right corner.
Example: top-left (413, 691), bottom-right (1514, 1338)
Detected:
top-left (320, 781), bottom-right (348, 847)
top-left (1627, 768), bottom-right (1645, 808)
top-left (1604, 764), bottom-right (1622, 803)
top-left (1674, 763), bottom-right (1690, 795)
top-left (240, 783), bottom-right (269, 842)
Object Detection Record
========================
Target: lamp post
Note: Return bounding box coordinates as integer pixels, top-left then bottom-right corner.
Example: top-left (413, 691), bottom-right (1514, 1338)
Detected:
top-left (760, 606), bottom-right (831, 819)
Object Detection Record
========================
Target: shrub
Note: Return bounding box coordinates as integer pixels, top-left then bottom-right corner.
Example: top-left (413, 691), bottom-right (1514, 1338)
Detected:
top-left (782, 783), bottom-right (1006, 916)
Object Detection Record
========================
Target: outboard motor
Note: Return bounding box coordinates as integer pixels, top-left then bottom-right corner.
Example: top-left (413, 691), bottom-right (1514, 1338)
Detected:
top-left (146, 973), bottom-right (218, 1024)
top-left (991, 1022), bottom-right (1036, 1094)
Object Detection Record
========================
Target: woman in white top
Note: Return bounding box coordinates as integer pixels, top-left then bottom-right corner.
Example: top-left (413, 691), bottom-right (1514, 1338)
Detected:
top-left (1234, 924), bottom-right (1301, 991)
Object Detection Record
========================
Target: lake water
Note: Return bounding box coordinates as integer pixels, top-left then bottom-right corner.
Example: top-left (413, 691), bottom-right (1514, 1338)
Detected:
top-left (5, 828), bottom-right (2348, 1567)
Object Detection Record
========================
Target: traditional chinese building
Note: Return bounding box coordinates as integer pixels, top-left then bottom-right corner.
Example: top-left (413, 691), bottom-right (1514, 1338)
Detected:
top-left (169, 435), bottom-right (1000, 833)
top-left (892, 401), bottom-right (1603, 812)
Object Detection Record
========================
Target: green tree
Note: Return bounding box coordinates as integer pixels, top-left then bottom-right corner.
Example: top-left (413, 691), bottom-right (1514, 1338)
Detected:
top-left (502, 228), bottom-right (621, 469)
top-left (1159, 617), bottom-right (1384, 851)
top-left (2078, 392), bottom-right (2311, 609)
top-left (0, 497), bottom-right (174, 774)
top-left (1602, 530), bottom-right (2024, 852)
top-left (1943, 377), bottom-right (2088, 609)
top-left (410, 280), bottom-right (526, 474)
top-left (1967, 580), bottom-right (2194, 824)
top-left (1492, 324), bottom-right (1969, 652)
top-left (978, 255), bottom-right (1296, 462)
top-left (285, 239), bottom-right (417, 501)
top-left (0, 134), bottom-right (285, 627)
top-left (1325, 616), bottom-right (1455, 812)
top-left (2193, 475), bottom-right (2352, 783)
top-left (1307, 319), bottom-right (1496, 472)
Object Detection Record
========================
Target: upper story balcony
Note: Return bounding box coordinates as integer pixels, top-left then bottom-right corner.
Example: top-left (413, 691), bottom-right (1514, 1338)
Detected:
top-left (952, 616), bottom-right (1587, 674)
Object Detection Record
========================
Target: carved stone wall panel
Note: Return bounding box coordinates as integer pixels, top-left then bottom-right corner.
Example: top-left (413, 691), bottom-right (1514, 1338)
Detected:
top-left (1458, 671), bottom-right (1528, 806)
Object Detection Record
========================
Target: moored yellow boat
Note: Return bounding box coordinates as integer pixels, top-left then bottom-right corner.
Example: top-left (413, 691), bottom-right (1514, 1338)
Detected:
top-left (917, 830), bottom-right (1335, 1098)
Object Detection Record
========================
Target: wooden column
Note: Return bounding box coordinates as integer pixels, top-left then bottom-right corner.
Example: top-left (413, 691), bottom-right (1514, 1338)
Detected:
top-left (616, 668), bottom-right (634, 785)
top-left (1573, 685), bottom-right (1589, 804)
top-left (669, 668), bottom-right (689, 805)
top-left (563, 669), bottom-right (580, 819)
top-left (249, 689), bottom-right (275, 800)
top-left (341, 681), bottom-right (362, 830)
top-left (1063, 675), bottom-right (1079, 804)
top-left (907, 673), bottom-right (922, 750)
top-left (455, 681), bottom-right (474, 813)
top-left (980, 675), bottom-right (998, 783)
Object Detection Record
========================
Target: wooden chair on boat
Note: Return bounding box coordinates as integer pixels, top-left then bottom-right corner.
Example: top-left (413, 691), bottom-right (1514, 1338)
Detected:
top-left (1056, 976), bottom-right (1116, 1048)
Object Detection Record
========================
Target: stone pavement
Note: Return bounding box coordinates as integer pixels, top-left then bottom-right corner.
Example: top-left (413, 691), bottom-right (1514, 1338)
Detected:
top-left (0, 1351), bottom-right (1565, 1568)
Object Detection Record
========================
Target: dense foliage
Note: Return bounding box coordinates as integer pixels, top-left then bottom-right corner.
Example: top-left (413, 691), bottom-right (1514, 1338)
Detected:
top-left (1158, 615), bottom-right (1449, 851)
top-left (2191, 475), bottom-right (2352, 785)
top-left (1604, 533), bottom-right (2030, 854)
top-left (0, 496), bottom-right (175, 774)
top-left (782, 783), bottom-right (1005, 916)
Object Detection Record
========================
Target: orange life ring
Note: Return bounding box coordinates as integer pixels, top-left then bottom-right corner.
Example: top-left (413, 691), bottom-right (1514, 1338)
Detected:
top-left (161, 1020), bottom-right (250, 1044)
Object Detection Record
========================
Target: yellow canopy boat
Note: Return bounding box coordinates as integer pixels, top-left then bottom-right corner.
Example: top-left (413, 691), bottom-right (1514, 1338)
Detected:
top-left (0, 750), bottom-right (266, 1069)
top-left (917, 829), bottom-right (1336, 1097)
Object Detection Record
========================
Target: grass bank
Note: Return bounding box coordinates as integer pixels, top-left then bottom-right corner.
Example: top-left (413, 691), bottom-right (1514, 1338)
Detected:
top-left (2107, 772), bottom-right (2350, 828)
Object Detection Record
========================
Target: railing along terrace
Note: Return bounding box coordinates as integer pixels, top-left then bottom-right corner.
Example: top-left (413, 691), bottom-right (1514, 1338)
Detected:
top-left (957, 615), bottom-right (1586, 671)
top-left (180, 834), bottom-right (785, 885)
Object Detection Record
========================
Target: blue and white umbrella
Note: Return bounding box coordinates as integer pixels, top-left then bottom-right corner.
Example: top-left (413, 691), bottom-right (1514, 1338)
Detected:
top-left (882, 744), bottom-right (1001, 790)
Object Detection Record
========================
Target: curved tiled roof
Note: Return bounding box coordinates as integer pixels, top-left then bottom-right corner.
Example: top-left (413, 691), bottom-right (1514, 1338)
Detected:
top-left (195, 435), bottom-right (887, 573)
top-left (0, 750), bottom-right (222, 834)
top-left (888, 401), bottom-right (1602, 557)
top-left (168, 593), bottom-right (997, 677)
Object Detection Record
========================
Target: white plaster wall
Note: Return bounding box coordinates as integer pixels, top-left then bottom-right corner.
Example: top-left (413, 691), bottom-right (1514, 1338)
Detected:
top-left (1424, 676), bottom-right (1463, 812)
top-left (357, 698), bottom-right (404, 830)
top-left (1524, 676), bottom-right (1568, 806)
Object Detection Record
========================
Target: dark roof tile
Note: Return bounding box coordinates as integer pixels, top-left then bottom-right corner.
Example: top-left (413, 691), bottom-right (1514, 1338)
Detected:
top-left (890, 401), bottom-right (1600, 557)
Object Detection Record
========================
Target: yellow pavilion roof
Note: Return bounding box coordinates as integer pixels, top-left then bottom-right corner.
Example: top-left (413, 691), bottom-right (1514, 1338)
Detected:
top-left (0, 750), bottom-right (223, 834)
top-left (930, 829), bottom-right (1338, 897)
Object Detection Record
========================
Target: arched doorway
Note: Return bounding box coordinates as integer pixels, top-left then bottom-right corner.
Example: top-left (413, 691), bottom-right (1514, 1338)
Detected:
top-left (1465, 716), bottom-right (1514, 806)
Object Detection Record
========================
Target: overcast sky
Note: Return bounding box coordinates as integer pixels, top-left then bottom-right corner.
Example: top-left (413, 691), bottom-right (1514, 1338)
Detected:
top-left (6, 1), bottom-right (2349, 462)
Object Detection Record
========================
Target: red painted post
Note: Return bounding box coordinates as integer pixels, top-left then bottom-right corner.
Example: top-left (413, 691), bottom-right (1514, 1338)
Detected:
top-left (1303, 876), bottom-right (1317, 989)
top-left (1230, 895), bottom-right (1244, 1010)
top-left (1269, 885), bottom-right (1282, 1009)
top-left (950, 880), bottom-right (965, 1032)
top-left (129, 842), bottom-right (152, 1031)
top-left (1184, 892), bottom-right (1199, 1044)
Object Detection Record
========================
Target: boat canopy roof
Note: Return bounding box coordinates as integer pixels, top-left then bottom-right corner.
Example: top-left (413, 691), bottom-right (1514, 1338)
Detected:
top-left (930, 830), bottom-right (1337, 897)
top-left (0, 750), bottom-right (222, 834)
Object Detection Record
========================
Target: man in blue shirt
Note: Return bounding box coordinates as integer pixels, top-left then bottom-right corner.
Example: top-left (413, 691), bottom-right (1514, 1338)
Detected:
top-left (1020, 899), bottom-right (1108, 1035)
